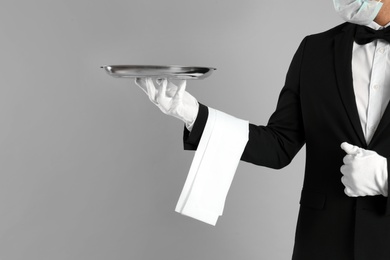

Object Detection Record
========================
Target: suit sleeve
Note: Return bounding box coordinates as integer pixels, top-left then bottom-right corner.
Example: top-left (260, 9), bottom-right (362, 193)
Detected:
top-left (183, 38), bottom-right (308, 169)
top-left (240, 38), bottom-right (307, 169)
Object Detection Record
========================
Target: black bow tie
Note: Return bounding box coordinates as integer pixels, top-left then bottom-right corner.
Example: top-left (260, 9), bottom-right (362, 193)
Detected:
top-left (355, 25), bottom-right (390, 45)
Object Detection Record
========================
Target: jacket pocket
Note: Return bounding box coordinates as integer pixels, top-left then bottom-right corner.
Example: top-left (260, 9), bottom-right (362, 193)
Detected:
top-left (299, 189), bottom-right (327, 210)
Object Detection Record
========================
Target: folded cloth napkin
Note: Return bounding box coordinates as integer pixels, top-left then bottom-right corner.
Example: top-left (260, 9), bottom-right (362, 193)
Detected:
top-left (175, 108), bottom-right (249, 225)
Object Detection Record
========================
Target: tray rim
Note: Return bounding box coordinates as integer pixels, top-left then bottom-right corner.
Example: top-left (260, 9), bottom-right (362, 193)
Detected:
top-left (101, 64), bottom-right (217, 69)
top-left (101, 65), bottom-right (216, 79)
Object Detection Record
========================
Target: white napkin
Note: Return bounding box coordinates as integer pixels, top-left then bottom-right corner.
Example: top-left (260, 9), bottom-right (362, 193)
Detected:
top-left (175, 108), bottom-right (249, 225)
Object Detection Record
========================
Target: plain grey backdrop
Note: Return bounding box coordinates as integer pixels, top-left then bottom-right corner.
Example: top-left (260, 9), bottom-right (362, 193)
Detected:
top-left (0, 0), bottom-right (342, 259)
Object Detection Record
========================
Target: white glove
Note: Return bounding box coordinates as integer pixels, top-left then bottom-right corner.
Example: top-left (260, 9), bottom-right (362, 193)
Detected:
top-left (333, 0), bottom-right (383, 25)
top-left (340, 142), bottom-right (388, 197)
top-left (135, 77), bottom-right (199, 130)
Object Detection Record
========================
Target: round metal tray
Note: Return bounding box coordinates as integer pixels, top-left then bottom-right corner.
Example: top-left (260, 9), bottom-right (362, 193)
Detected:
top-left (101, 65), bottom-right (216, 80)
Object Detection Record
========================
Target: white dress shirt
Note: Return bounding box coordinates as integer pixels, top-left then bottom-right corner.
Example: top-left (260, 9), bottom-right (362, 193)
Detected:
top-left (352, 21), bottom-right (390, 144)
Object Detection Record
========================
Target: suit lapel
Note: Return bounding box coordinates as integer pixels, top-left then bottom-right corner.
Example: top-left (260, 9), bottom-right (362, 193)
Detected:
top-left (334, 23), bottom-right (368, 148)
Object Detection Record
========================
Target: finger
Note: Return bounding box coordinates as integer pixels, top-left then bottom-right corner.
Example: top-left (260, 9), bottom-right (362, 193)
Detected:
top-left (344, 187), bottom-right (357, 197)
top-left (342, 154), bottom-right (354, 165)
top-left (156, 78), bottom-right (163, 85)
top-left (341, 176), bottom-right (353, 196)
top-left (165, 80), bottom-right (178, 98)
top-left (173, 79), bottom-right (187, 100)
top-left (340, 164), bottom-right (352, 176)
top-left (340, 176), bottom-right (353, 193)
top-left (135, 78), bottom-right (148, 95)
top-left (146, 78), bottom-right (158, 104)
top-left (340, 142), bottom-right (361, 155)
top-left (340, 177), bottom-right (355, 196)
top-left (340, 165), bottom-right (346, 175)
top-left (156, 78), bottom-right (168, 102)
top-left (340, 175), bottom-right (347, 185)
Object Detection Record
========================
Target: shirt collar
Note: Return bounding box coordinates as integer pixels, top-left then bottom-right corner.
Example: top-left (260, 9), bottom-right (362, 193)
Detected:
top-left (366, 21), bottom-right (390, 30)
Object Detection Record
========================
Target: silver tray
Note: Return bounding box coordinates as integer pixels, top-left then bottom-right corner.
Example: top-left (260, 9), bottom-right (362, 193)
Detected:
top-left (101, 65), bottom-right (216, 80)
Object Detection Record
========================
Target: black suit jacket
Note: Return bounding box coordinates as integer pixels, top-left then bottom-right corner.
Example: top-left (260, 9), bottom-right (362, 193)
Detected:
top-left (183, 23), bottom-right (390, 260)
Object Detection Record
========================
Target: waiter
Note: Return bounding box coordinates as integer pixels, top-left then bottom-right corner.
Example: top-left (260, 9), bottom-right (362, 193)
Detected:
top-left (136, 0), bottom-right (390, 259)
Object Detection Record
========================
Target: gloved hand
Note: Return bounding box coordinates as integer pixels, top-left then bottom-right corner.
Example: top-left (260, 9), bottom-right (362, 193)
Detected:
top-left (135, 77), bottom-right (199, 130)
top-left (340, 142), bottom-right (388, 197)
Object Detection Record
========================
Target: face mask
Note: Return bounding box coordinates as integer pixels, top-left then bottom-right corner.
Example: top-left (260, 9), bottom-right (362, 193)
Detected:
top-left (333, 0), bottom-right (383, 25)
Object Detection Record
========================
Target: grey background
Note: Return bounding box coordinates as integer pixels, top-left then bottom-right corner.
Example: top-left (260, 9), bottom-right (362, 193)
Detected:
top-left (0, 1), bottom-right (342, 259)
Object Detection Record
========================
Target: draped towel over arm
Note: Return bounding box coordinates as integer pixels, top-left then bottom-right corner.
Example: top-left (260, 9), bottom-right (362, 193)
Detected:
top-left (175, 108), bottom-right (249, 225)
